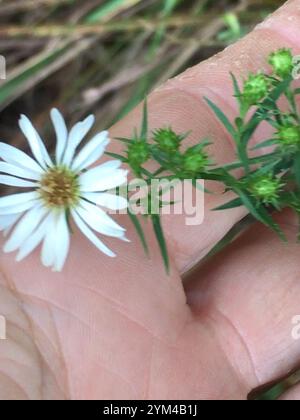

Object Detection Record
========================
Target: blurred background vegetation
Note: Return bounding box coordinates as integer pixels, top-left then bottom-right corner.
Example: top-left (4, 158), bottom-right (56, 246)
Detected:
top-left (0, 0), bottom-right (284, 149)
top-left (1, 0), bottom-right (299, 400)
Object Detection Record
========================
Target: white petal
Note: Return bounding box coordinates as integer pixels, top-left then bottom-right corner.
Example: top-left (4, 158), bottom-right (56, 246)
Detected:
top-left (76, 207), bottom-right (125, 239)
top-left (0, 175), bottom-right (37, 188)
top-left (51, 108), bottom-right (68, 164)
top-left (62, 114), bottom-right (95, 166)
top-left (0, 214), bottom-right (21, 231)
top-left (41, 214), bottom-right (57, 267)
top-left (0, 201), bottom-right (38, 216)
top-left (0, 191), bottom-right (38, 208)
top-left (0, 162), bottom-right (41, 180)
top-left (81, 170), bottom-right (128, 192)
top-left (4, 205), bottom-right (47, 253)
top-left (71, 209), bottom-right (116, 257)
top-left (72, 131), bottom-right (109, 172)
top-left (79, 160), bottom-right (122, 181)
top-left (19, 115), bottom-right (52, 168)
top-left (79, 162), bottom-right (127, 192)
top-left (0, 192), bottom-right (39, 216)
top-left (0, 142), bottom-right (44, 174)
top-left (82, 192), bottom-right (128, 210)
top-left (92, 160), bottom-right (122, 171)
top-left (16, 213), bottom-right (52, 262)
top-left (52, 212), bottom-right (70, 271)
top-left (78, 199), bottom-right (125, 232)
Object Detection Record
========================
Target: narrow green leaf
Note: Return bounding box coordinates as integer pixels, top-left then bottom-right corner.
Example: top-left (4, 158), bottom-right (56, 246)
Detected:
top-left (191, 178), bottom-right (211, 193)
top-left (237, 143), bottom-right (250, 174)
top-left (251, 138), bottom-right (277, 150)
top-left (204, 97), bottom-right (236, 138)
top-left (128, 209), bottom-right (149, 256)
top-left (213, 197), bottom-right (243, 211)
top-left (236, 188), bottom-right (286, 240)
top-left (105, 152), bottom-right (127, 162)
top-left (151, 214), bottom-right (170, 273)
top-left (273, 158), bottom-right (293, 175)
top-left (197, 172), bottom-right (225, 182)
top-left (230, 72), bottom-right (242, 106)
top-left (140, 167), bottom-right (154, 178)
top-left (218, 153), bottom-right (277, 171)
top-left (293, 152), bottom-right (300, 187)
top-left (85, 0), bottom-right (140, 23)
top-left (258, 205), bottom-right (286, 241)
top-left (115, 137), bottom-right (132, 144)
top-left (269, 76), bottom-right (293, 101)
top-left (151, 148), bottom-right (169, 167)
top-left (186, 139), bottom-right (211, 153)
top-left (152, 167), bottom-right (165, 177)
top-left (140, 100), bottom-right (148, 141)
top-left (252, 159), bottom-right (280, 176)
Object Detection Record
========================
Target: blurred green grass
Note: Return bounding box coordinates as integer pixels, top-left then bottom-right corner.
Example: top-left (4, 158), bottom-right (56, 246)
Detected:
top-left (0, 0), bottom-right (295, 400)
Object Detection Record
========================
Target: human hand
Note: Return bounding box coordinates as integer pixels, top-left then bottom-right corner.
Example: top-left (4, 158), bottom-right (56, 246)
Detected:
top-left (1, 0), bottom-right (300, 400)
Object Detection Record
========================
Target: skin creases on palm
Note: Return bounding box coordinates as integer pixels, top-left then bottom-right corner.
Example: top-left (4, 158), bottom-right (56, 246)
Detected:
top-left (2, 209), bottom-right (300, 400)
top-left (0, 230), bottom-right (254, 400)
top-left (1, 0), bottom-right (300, 400)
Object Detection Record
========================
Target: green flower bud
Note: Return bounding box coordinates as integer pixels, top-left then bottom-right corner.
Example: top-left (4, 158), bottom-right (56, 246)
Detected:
top-left (248, 175), bottom-right (284, 206)
top-left (127, 140), bottom-right (150, 167)
top-left (182, 149), bottom-right (209, 175)
top-left (153, 128), bottom-right (181, 153)
top-left (268, 48), bottom-right (293, 78)
top-left (277, 124), bottom-right (300, 147)
top-left (242, 73), bottom-right (270, 106)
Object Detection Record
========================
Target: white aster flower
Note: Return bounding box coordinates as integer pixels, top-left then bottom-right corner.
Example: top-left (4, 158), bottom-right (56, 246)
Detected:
top-left (0, 109), bottom-right (129, 271)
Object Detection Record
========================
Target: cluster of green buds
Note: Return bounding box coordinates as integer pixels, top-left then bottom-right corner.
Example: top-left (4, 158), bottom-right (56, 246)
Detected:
top-left (240, 49), bottom-right (295, 112)
top-left (111, 113), bottom-right (212, 272)
top-left (122, 124), bottom-right (211, 180)
top-left (152, 128), bottom-right (211, 177)
top-left (206, 47), bottom-right (300, 241)
top-left (110, 47), bottom-right (300, 273)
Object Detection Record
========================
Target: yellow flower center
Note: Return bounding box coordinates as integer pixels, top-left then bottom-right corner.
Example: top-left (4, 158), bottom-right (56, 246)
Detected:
top-left (39, 166), bottom-right (80, 208)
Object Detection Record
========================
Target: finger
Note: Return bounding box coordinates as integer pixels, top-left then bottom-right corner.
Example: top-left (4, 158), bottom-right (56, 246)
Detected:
top-left (109, 0), bottom-right (300, 273)
top-left (186, 209), bottom-right (300, 392)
